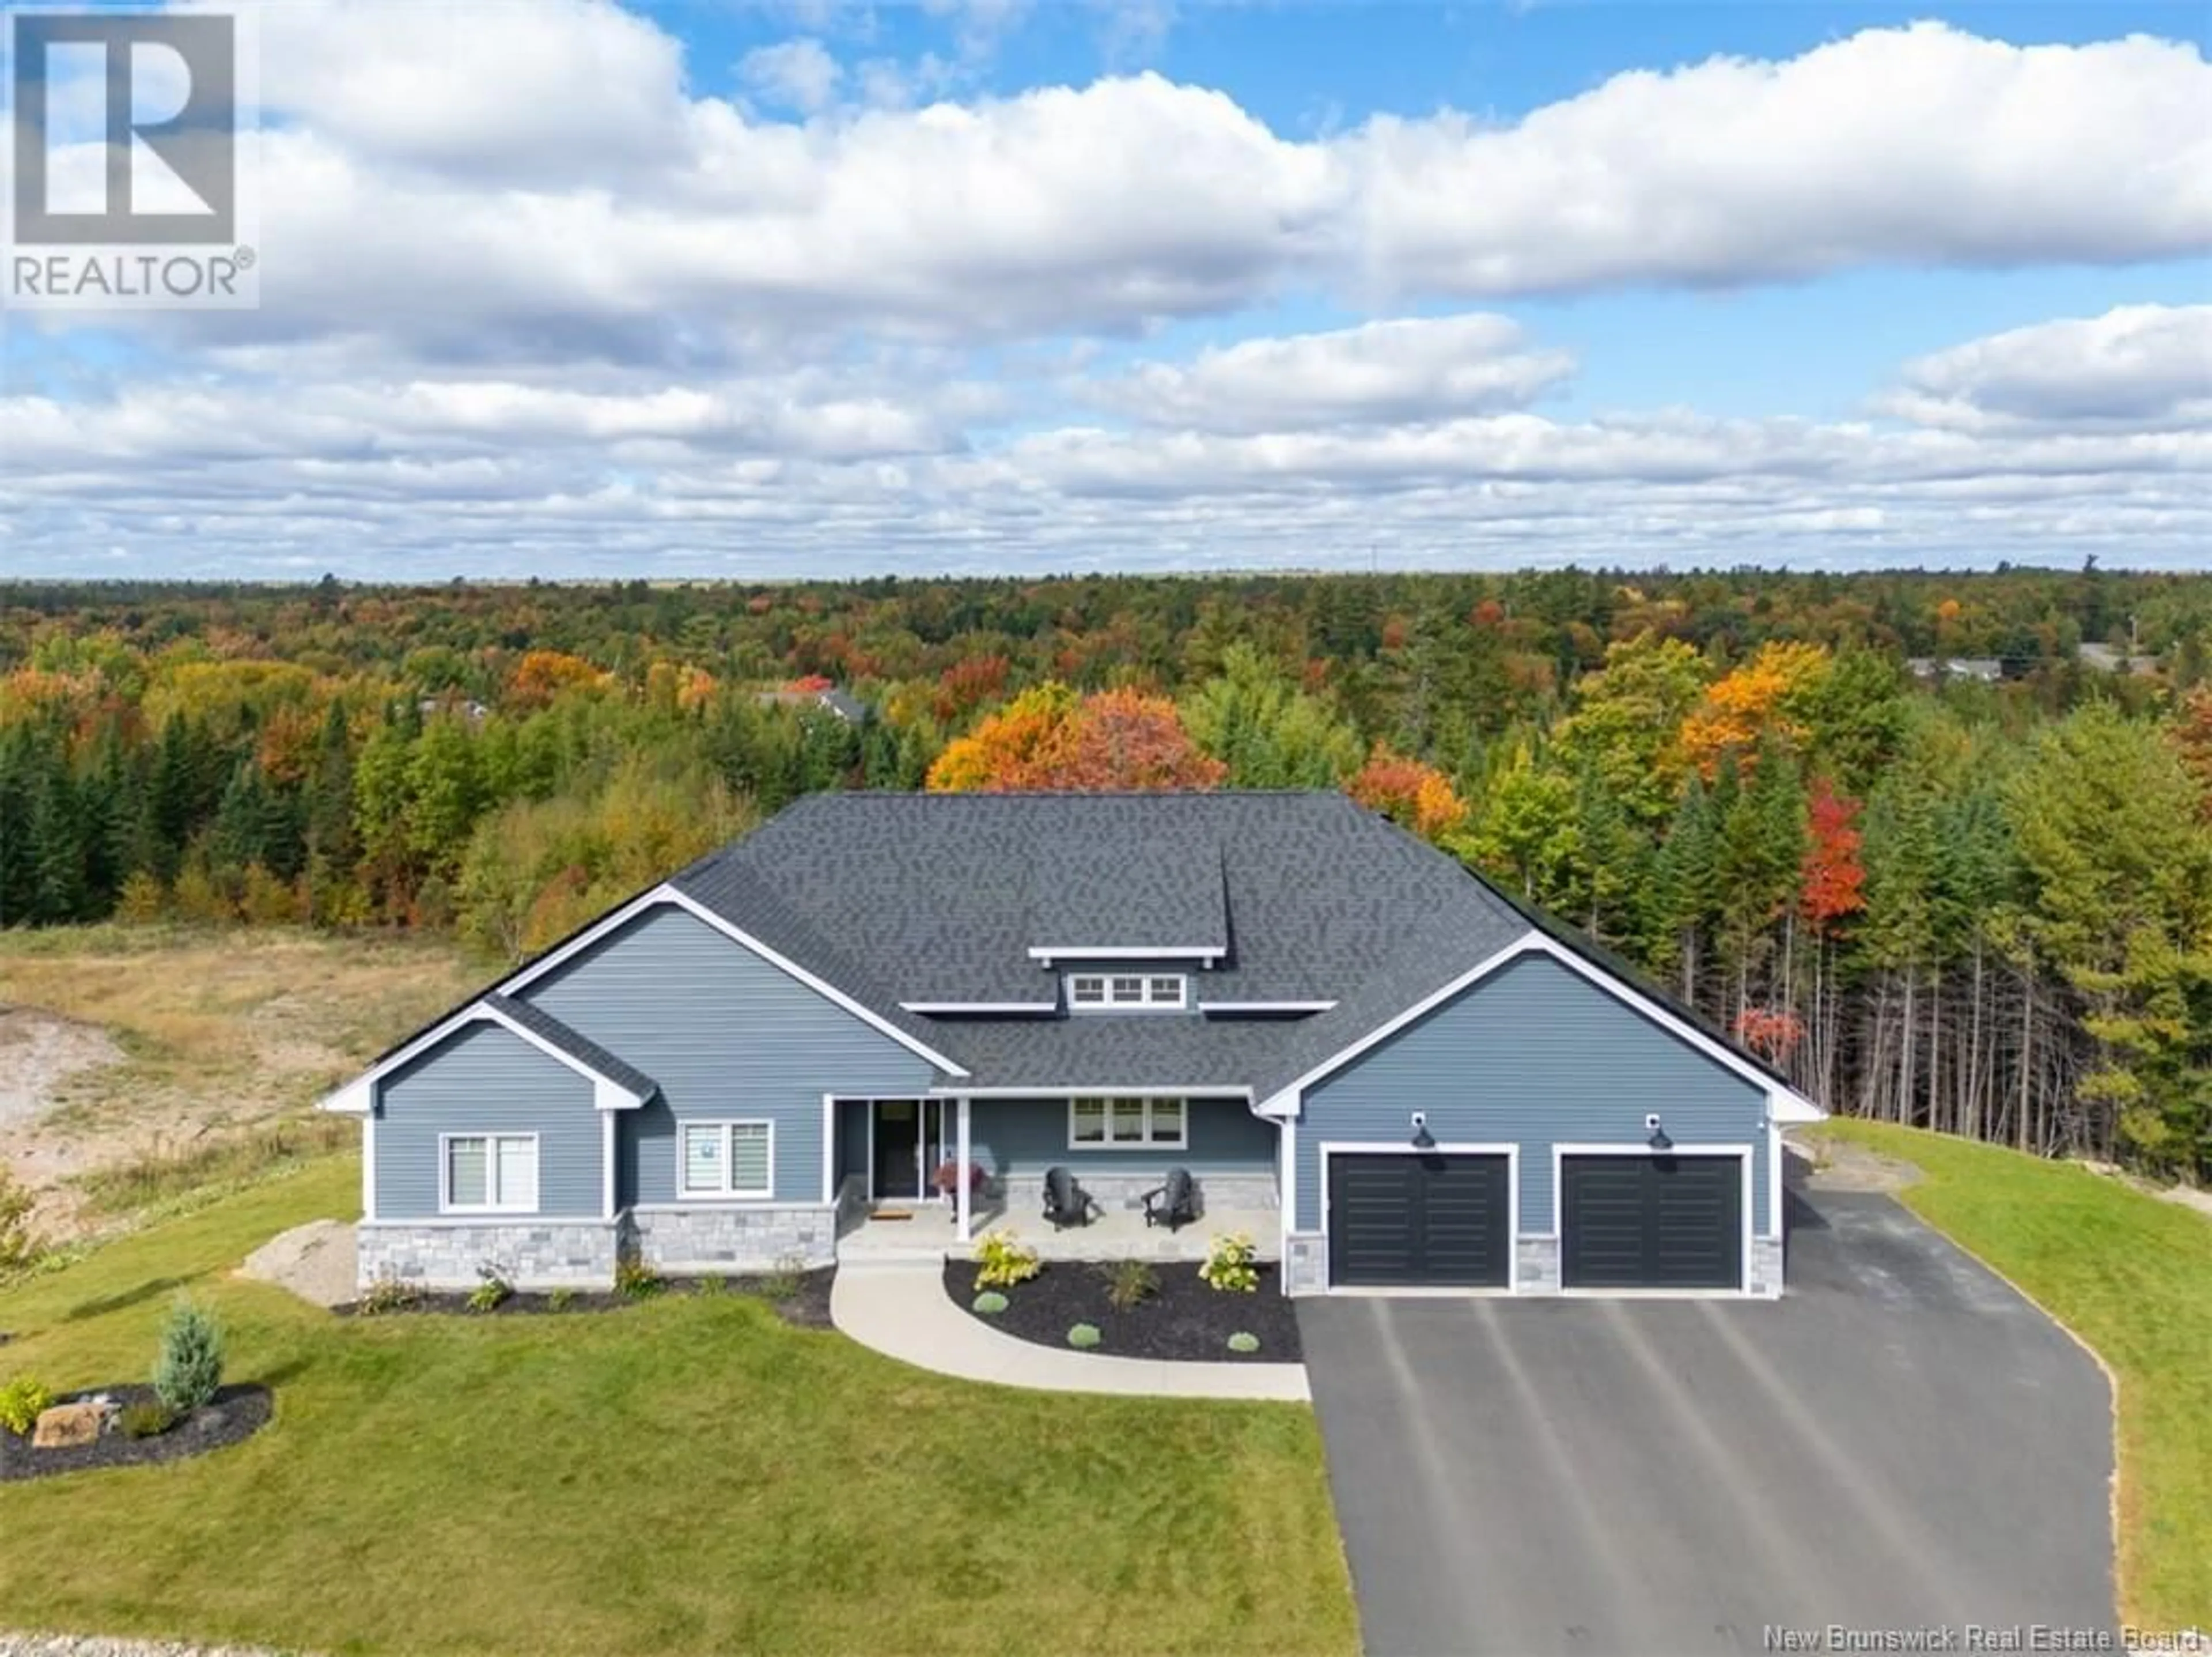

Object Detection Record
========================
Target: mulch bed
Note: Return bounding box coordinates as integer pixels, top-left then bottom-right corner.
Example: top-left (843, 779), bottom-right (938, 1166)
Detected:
top-left (332, 1268), bottom-right (837, 1330)
top-left (944, 1259), bottom-right (1302, 1362)
top-left (0, 1383), bottom-right (272, 1484)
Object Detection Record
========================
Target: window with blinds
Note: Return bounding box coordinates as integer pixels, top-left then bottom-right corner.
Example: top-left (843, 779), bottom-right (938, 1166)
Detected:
top-left (443, 1134), bottom-right (537, 1212)
top-left (679, 1122), bottom-right (773, 1198)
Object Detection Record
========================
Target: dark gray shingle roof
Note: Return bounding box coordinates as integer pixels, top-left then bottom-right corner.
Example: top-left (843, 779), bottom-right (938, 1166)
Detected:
top-left (482, 992), bottom-right (659, 1100)
top-left (669, 792), bottom-right (1535, 1097)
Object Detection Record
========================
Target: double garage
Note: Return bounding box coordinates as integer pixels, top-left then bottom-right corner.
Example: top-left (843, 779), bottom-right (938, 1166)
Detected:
top-left (1325, 1148), bottom-right (1748, 1292)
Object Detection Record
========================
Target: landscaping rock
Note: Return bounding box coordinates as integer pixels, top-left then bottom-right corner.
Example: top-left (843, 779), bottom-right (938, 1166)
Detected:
top-left (238, 1219), bottom-right (357, 1310)
top-left (30, 1400), bottom-right (115, 1450)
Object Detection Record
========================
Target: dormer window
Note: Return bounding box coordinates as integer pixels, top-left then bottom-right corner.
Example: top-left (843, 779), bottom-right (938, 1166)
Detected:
top-left (1067, 972), bottom-right (1186, 1011)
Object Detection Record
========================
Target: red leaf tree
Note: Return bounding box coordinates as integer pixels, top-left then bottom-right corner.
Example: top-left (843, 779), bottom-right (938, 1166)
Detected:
top-left (1798, 776), bottom-right (1866, 934)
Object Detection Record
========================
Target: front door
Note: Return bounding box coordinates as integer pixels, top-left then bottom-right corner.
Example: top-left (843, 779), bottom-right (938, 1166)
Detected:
top-left (873, 1100), bottom-right (922, 1200)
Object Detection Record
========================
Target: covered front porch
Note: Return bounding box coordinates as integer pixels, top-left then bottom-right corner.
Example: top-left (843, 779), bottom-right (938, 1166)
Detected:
top-left (828, 1092), bottom-right (1282, 1263)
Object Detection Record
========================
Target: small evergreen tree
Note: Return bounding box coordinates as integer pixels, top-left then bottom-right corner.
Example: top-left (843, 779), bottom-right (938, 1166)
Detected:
top-left (153, 1298), bottom-right (225, 1415)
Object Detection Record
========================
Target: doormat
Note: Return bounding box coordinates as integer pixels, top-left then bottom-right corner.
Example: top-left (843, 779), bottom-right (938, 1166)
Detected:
top-left (872, 1210), bottom-right (915, 1221)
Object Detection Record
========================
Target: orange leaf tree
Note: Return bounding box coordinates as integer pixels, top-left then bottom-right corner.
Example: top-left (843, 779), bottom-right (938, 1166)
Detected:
top-left (1347, 745), bottom-right (1467, 841)
top-left (926, 684), bottom-right (1225, 793)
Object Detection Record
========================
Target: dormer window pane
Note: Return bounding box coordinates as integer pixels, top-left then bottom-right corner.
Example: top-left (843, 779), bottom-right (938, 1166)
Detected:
top-left (1071, 976), bottom-right (1106, 1005)
top-left (1111, 976), bottom-right (1145, 1004)
top-left (1148, 976), bottom-right (1184, 1007)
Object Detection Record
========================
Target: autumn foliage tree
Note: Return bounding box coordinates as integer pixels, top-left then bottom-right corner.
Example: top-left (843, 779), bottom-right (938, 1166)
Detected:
top-left (1347, 745), bottom-right (1467, 841)
top-left (925, 684), bottom-right (1225, 793)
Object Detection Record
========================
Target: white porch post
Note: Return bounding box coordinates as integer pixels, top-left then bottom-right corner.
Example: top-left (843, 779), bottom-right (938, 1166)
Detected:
top-left (956, 1095), bottom-right (972, 1242)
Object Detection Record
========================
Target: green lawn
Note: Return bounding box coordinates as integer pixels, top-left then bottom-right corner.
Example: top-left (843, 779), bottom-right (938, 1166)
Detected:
top-left (1820, 1120), bottom-right (2212, 1629)
top-left (0, 1159), bottom-right (1357, 1657)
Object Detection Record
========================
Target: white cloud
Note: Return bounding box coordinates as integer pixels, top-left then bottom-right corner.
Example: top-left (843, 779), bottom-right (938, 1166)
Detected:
top-left (1338, 24), bottom-right (2211, 299)
top-left (12, 15), bottom-right (2196, 369)
top-left (1091, 314), bottom-right (1576, 432)
top-left (1880, 304), bottom-right (2212, 432)
top-left (740, 39), bottom-right (843, 115)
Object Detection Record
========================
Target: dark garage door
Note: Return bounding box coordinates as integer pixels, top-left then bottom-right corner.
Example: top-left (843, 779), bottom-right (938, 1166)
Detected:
top-left (1328, 1153), bottom-right (1510, 1288)
top-left (1560, 1153), bottom-right (1743, 1289)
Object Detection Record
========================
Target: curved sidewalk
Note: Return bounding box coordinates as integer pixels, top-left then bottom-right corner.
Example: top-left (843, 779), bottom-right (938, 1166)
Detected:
top-left (831, 1261), bottom-right (1311, 1402)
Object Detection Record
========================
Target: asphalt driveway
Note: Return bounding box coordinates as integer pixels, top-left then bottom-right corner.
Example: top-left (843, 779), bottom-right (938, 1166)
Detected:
top-left (1298, 1187), bottom-right (2115, 1656)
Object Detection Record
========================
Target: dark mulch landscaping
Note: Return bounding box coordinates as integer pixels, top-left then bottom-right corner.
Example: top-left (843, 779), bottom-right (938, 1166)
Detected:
top-left (945, 1259), bottom-right (1302, 1361)
top-left (333, 1268), bottom-right (837, 1330)
top-left (0, 1382), bottom-right (272, 1483)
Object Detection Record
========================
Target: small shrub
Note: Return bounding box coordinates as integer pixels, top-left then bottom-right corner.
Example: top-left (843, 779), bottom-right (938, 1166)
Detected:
top-left (546, 1286), bottom-right (579, 1312)
top-left (1100, 1257), bottom-right (1158, 1311)
top-left (1067, 1323), bottom-right (1102, 1349)
top-left (1200, 1232), bottom-right (1260, 1294)
top-left (1226, 1331), bottom-right (1262, 1355)
top-left (972, 1291), bottom-right (1009, 1315)
top-left (972, 1227), bottom-right (1041, 1291)
top-left (466, 1266), bottom-right (513, 1314)
top-left (0, 1375), bottom-right (54, 1436)
top-left (120, 1400), bottom-right (177, 1439)
top-left (357, 1273), bottom-right (420, 1316)
top-left (615, 1258), bottom-right (667, 1300)
top-left (696, 1274), bottom-right (728, 1297)
top-left (0, 1162), bottom-right (42, 1279)
top-left (756, 1250), bottom-right (807, 1303)
top-left (152, 1298), bottom-right (225, 1416)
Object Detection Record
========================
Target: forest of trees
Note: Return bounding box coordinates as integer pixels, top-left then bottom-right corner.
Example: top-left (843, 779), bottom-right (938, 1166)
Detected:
top-left (1, 566), bottom-right (2207, 1183)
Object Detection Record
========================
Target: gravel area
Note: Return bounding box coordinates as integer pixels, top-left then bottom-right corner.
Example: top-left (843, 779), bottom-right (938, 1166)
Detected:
top-left (0, 1007), bottom-right (123, 1129)
top-left (0, 1636), bottom-right (306, 1656)
top-left (946, 1258), bottom-right (1301, 1361)
top-left (237, 1221), bottom-right (356, 1310)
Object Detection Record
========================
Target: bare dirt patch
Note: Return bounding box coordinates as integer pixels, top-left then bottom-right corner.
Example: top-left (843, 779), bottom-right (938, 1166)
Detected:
top-left (0, 925), bottom-right (478, 1239)
top-left (1790, 1129), bottom-right (1923, 1194)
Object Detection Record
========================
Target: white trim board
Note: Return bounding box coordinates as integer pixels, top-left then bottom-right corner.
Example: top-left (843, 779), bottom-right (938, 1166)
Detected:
top-left (1200, 1000), bottom-right (1338, 1015)
top-left (1028, 945), bottom-right (1222, 964)
top-left (317, 1000), bottom-right (654, 1117)
top-left (927, 1085), bottom-right (1252, 1100)
top-left (1256, 930), bottom-right (1827, 1126)
top-left (899, 1001), bottom-right (1057, 1015)
top-left (487, 885), bottom-right (969, 1079)
top-left (1316, 1141), bottom-right (1523, 1295)
top-left (1551, 1141), bottom-right (1755, 1296)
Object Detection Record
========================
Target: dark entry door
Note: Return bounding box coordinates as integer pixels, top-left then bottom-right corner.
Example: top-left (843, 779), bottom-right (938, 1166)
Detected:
top-left (873, 1101), bottom-right (921, 1199)
top-left (1327, 1153), bottom-right (1511, 1288)
top-left (1559, 1153), bottom-right (1742, 1289)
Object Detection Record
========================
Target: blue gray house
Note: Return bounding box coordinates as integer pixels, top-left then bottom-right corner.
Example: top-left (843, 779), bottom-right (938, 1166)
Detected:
top-left (320, 792), bottom-right (1824, 1297)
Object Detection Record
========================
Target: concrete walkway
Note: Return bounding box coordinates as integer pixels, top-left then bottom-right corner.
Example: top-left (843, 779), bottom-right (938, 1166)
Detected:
top-left (830, 1261), bottom-right (1311, 1401)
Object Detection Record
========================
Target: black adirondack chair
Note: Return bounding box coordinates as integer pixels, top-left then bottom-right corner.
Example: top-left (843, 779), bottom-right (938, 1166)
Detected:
top-left (1141, 1167), bottom-right (1198, 1232)
top-left (1041, 1165), bottom-right (1099, 1231)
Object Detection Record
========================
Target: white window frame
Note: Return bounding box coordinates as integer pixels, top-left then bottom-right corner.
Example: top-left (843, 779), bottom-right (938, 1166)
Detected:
top-left (1066, 1096), bottom-right (1189, 1150)
top-left (439, 1132), bottom-right (539, 1215)
top-left (1066, 973), bottom-right (1187, 1011)
top-left (677, 1119), bottom-right (775, 1201)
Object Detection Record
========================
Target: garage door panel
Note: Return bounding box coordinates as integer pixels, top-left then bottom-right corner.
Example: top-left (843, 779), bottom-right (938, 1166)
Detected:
top-left (1328, 1152), bottom-right (1510, 1288)
top-left (1561, 1153), bottom-right (1742, 1290)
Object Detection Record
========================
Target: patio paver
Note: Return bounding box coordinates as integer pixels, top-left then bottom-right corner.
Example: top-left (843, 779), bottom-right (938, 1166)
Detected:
top-left (830, 1259), bottom-right (1312, 1401)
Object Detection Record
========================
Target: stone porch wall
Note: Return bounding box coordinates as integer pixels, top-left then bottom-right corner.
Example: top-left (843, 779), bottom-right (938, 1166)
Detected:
top-left (630, 1204), bottom-right (838, 1272)
top-left (357, 1220), bottom-right (620, 1291)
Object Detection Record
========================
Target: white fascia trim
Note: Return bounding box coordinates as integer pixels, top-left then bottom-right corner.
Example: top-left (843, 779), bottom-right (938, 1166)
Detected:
top-left (493, 884), bottom-right (969, 1079)
top-left (315, 1001), bottom-right (650, 1117)
top-left (1028, 945), bottom-right (1222, 964)
top-left (1200, 1000), bottom-right (1338, 1014)
top-left (1318, 1141), bottom-right (1522, 1295)
top-left (899, 1001), bottom-right (1058, 1015)
top-left (360, 1110), bottom-right (377, 1222)
top-left (1256, 930), bottom-right (1827, 1123)
top-left (601, 1111), bottom-right (616, 1221)
top-left (927, 1085), bottom-right (1252, 1100)
top-left (1552, 1141), bottom-right (1756, 1296)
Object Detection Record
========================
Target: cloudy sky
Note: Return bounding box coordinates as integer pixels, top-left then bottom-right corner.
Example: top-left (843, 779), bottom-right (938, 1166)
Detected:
top-left (1, 0), bottom-right (2208, 580)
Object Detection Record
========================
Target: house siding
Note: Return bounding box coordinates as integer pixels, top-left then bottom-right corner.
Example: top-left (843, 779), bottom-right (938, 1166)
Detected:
top-left (1294, 952), bottom-right (1770, 1236)
top-left (520, 903), bottom-right (941, 1205)
top-left (968, 1095), bottom-right (1275, 1177)
top-left (374, 1020), bottom-right (602, 1220)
